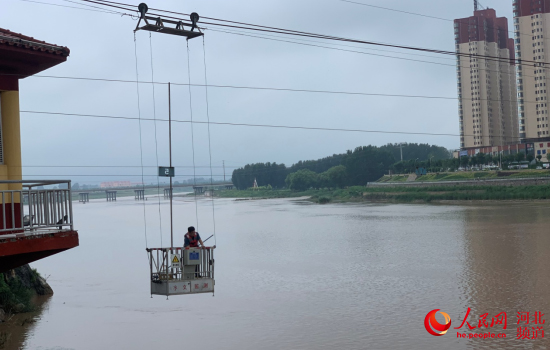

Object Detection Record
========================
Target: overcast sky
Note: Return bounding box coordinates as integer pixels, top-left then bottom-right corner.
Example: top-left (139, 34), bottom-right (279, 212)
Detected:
top-left (1, 0), bottom-right (516, 184)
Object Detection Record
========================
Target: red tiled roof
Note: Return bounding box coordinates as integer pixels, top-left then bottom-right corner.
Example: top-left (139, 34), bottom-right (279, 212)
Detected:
top-left (0, 27), bottom-right (70, 57)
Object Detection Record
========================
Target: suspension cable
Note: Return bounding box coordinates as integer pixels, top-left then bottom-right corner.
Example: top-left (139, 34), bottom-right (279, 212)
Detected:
top-left (187, 40), bottom-right (200, 230)
top-left (149, 32), bottom-right (163, 248)
top-left (202, 36), bottom-right (217, 247)
top-left (134, 32), bottom-right (148, 248)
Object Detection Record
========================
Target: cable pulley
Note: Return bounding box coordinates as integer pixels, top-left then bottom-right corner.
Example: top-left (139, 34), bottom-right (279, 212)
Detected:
top-left (134, 2), bottom-right (203, 39)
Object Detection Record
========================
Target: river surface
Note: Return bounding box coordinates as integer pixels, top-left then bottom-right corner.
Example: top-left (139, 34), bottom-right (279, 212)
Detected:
top-left (1, 197), bottom-right (550, 349)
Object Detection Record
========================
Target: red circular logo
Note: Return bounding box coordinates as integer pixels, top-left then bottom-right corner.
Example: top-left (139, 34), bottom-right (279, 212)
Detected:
top-left (425, 309), bottom-right (452, 336)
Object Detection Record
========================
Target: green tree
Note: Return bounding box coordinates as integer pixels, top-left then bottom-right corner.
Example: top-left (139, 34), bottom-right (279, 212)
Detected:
top-left (324, 165), bottom-right (348, 188)
top-left (516, 152), bottom-right (526, 162)
top-left (344, 146), bottom-right (395, 185)
top-left (285, 169), bottom-right (318, 191)
top-left (527, 154), bottom-right (535, 163)
top-left (379, 143), bottom-right (451, 162)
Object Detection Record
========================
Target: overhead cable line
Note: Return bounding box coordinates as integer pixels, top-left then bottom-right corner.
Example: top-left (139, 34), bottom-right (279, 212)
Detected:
top-left (22, 109), bottom-right (528, 141)
top-left (337, 0), bottom-right (535, 41)
top-left (186, 41), bottom-right (200, 230)
top-left (11, 165), bottom-right (238, 168)
top-left (75, 0), bottom-right (543, 69)
top-left (15, 74), bottom-right (536, 105)
top-left (18, 0), bottom-right (124, 14)
top-left (148, 32), bottom-right (164, 248)
top-left (202, 36), bottom-right (218, 246)
top-left (134, 32), bottom-right (149, 248)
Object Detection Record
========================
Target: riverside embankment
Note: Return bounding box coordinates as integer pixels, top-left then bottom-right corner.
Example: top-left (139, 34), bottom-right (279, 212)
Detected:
top-left (0, 265), bottom-right (53, 324)
top-left (218, 177), bottom-right (550, 203)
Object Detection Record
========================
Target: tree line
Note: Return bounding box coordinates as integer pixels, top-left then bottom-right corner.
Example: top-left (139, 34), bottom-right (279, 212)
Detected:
top-left (231, 143), bottom-right (451, 190)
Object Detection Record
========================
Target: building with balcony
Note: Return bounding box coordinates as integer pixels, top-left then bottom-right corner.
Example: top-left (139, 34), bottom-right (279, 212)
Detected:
top-left (0, 28), bottom-right (78, 273)
top-left (454, 9), bottom-right (519, 149)
top-left (513, 0), bottom-right (550, 149)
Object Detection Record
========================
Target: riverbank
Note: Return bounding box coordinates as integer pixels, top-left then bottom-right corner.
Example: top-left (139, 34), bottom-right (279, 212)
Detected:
top-left (217, 184), bottom-right (550, 203)
top-left (0, 265), bottom-right (52, 324)
top-left (378, 169), bottom-right (550, 183)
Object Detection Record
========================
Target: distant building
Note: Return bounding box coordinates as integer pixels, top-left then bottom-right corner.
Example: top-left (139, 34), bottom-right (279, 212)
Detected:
top-left (454, 9), bottom-right (519, 149)
top-left (100, 181), bottom-right (132, 188)
top-left (513, 1), bottom-right (550, 145)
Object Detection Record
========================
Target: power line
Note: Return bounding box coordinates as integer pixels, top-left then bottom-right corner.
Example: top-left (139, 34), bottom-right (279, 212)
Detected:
top-left (207, 27), bottom-right (456, 62)
top-left (10, 165), bottom-right (239, 168)
top-left (205, 28), bottom-right (541, 88)
top-left (18, 174), bottom-right (232, 177)
top-left (21, 109), bottom-right (524, 141)
top-left (17, 0), bottom-right (127, 15)
top-left (75, 0), bottom-right (542, 68)
top-left (24, 0), bottom-right (542, 73)
top-left (337, 0), bottom-right (535, 41)
top-left (17, 68), bottom-right (536, 107)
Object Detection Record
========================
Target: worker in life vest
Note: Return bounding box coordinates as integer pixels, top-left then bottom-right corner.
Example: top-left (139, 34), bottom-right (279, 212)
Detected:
top-left (184, 226), bottom-right (206, 249)
top-left (184, 226), bottom-right (205, 278)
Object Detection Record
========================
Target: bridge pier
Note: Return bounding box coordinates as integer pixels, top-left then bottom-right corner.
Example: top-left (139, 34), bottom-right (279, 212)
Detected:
top-left (193, 186), bottom-right (205, 195)
top-left (134, 189), bottom-right (145, 200)
top-left (79, 193), bottom-right (89, 203)
top-left (106, 191), bottom-right (117, 202)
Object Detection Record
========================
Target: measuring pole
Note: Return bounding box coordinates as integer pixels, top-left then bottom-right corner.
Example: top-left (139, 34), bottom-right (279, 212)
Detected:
top-left (223, 160), bottom-right (226, 182)
top-left (169, 82), bottom-right (174, 249)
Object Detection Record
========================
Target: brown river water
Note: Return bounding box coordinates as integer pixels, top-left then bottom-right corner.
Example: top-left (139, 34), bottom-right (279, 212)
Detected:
top-left (1, 197), bottom-right (550, 350)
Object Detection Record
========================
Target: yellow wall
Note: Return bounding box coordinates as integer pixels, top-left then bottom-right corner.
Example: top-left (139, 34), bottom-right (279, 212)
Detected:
top-left (0, 90), bottom-right (22, 202)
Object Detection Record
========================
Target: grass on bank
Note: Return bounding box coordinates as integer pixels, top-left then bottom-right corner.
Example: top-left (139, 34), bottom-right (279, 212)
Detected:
top-left (0, 273), bottom-right (34, 314)
top-left (378, 169), bottom-right (550, 183)
top-left (217, 184), bottom-right (550, 203)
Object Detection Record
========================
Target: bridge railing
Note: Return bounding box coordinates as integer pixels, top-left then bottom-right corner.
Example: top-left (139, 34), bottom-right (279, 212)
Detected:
top-left (0, 180), bottom-right (73, 235)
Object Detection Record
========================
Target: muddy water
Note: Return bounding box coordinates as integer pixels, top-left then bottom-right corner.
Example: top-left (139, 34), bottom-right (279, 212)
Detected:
top-left (1, 197), bottom-right (550, 350)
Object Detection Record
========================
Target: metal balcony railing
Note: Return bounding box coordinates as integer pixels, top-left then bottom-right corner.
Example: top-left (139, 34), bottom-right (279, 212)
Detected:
top-left (0, 180), bottom-right (73, 235)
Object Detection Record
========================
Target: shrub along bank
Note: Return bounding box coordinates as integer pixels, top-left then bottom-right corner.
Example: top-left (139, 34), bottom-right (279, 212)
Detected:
top-left (0, 265), bottom-right (53, 321)
top-left (217, 184), bottom-right (550, 203)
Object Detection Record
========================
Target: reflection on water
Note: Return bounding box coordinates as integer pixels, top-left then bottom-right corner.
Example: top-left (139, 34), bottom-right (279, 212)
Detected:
top-left (458, 203), bottom-right (550, 350)
top-left (5, 198), bottom-right (550, 349)
top-left (0, 296), bottom-right (51, 350)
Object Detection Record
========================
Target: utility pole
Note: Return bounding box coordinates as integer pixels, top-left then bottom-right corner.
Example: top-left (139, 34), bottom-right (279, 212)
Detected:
top-left (396, 143), bottom-right (405, 162)
top-left (169, 82), bottom-right (173, 250)
top-left (223, 160), bottom-right (226, 182)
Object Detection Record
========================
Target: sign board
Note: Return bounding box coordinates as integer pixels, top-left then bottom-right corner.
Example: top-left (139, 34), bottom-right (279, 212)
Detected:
top-left (475, 149), bottom-right (480, 155)
top-left (167, 281), bottom-right (191, 295)
top-left (183, 249), bottom-right (201, 265)
top-left (158, 167), bottom-right (175, 177)
top-left (459, 150), bottom-right (468, 157)
top-left (171, 253), bottom-right (181, 269)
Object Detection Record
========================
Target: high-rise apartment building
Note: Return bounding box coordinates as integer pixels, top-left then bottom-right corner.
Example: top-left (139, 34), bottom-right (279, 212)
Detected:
top-left (454, 9), bottom-right (519, 149)
top-left (513, 0), bottom-right (550, 143)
